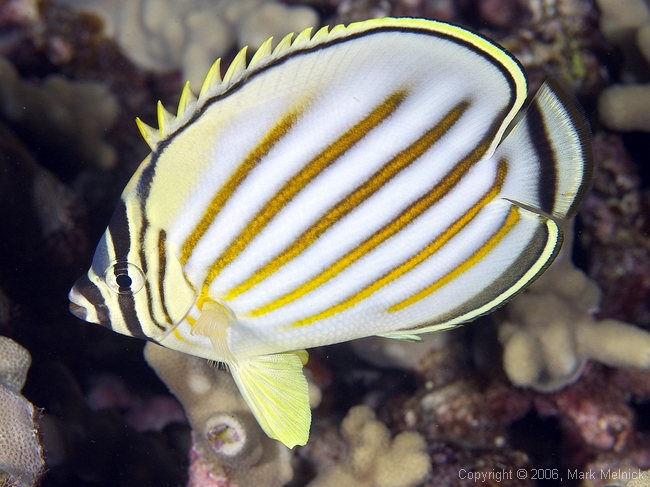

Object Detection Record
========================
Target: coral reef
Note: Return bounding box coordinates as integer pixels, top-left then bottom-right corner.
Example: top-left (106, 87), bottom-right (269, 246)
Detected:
top-left (0, 56), bottom-right (119, 169)
top-left (625, 469), bottom-right (650, 487)
top-left (307, 405), bottom-right (430, 487)
top-left (0, 121), bottom-right (87, 269)
top-left (334, 0), bottom-right (606, 96)
top-left (497, 221), bottom-right (650, 392)
top-left (144, 342), bottom-right (293, 487)
top-left (543, 367), bottom-right (650, 483)
top-left (31, 359), bottom-right (190, 486)
top-left (0, 0), bottom-right (649, 485)
top-left (578, 133), bottom-right (650, 326)
top-left (0, 336), bottom-right (44, 487)
top-left (350, 332), bottom-right (451, 371)
top-left (351, 218), bottom-right (650, 395)
top-left (50, 0), bottom-right (319, 87)
top-left (596, 0), bottom-right (650, 131)
top-left (376, 336), bottom-right (650, 485)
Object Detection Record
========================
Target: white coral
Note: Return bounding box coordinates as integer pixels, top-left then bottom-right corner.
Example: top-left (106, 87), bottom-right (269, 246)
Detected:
top-left (0, 56), bottom-right (118, 169)
top-left (51, 0), bottom-right (319, 88)
top-left (498, 221), bottom-right (650, 392)
top-left (143, 342), bottom-right (293, 487)
top-left (307, 405), bottom-right (431, 487)
top-left (596, 0), bottom-right (650, 132)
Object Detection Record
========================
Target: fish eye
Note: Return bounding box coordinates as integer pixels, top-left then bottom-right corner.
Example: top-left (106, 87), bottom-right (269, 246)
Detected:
top-left (104, 262), bottom-right (146, 295)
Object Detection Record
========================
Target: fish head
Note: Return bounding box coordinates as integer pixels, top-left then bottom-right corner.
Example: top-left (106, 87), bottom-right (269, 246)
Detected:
top-left (69, 212), bottom-right (196, 341)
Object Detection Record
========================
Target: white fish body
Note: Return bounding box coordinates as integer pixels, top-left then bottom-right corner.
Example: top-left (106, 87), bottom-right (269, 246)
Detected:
top-left (69, 17), bottom-right (593, 447)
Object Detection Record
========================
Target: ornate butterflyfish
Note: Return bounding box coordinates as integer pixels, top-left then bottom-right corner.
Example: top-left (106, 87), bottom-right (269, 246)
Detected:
top-left (68, 17), bottom-right (593, 448)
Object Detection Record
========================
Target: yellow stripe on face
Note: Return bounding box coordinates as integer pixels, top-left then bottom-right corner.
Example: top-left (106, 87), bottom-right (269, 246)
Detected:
top-left (201, 90), bottom-right (408, 295)
top-left (286, 159), bottom-right (508, 328)
top-left (388, 204), bottom-right (521, 313)
top-left (179, 107), bottom-right (304, 265)
top-left (248, 136), bottom-right (494, 318)
top-left (224, 100), bottom-right (471, 300)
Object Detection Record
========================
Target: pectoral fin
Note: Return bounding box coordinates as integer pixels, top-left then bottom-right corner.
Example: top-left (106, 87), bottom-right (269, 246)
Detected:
top-left (230, 350), bottom-right (311, 448)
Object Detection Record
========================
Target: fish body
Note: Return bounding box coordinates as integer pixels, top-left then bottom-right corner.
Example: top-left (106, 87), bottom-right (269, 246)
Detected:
top-left (69, 17), bottom-right (593, 447)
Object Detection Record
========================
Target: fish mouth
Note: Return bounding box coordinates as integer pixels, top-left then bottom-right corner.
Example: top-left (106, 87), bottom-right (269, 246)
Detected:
top-left (68, 300), bottom-right (88, 320)
top-left (68, 286), bottom-right (97, 323)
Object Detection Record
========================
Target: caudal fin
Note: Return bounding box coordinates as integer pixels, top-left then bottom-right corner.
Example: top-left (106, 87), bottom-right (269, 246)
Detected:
top-left (495, 78), bottom-right (593, 219)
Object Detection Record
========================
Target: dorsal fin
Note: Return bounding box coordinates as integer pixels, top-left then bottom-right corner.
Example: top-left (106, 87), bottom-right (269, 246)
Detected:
top-left (136, 18), bottom-right (495, 150)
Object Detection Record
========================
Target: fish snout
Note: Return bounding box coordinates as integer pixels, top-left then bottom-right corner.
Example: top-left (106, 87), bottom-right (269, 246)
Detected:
top-left (69, 299), bottom-right (88, 320)
top-left (68, 279), bottom-right (101, 324)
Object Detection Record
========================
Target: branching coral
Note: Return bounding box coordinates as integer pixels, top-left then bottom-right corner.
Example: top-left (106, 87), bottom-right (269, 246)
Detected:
top-left (307, 405), bottom-right (431, 487)
top-left (596, 0), bottom-right (650, 131)
top-left (0, 121), bottom-right (87, 267)
top-left (498, 222), bottom-right (650, 392)
top-left (0, 56), bottom-right (118, 169)
top-left (50, 0), bottom-right (319, 87)
top-left (143, 342), bottom-right (293, 487)
top-left (0, 336), bottom-right (44, 487)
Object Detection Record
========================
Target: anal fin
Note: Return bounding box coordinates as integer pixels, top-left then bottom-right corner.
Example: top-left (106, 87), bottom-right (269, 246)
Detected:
top-left (380, 322), bottom-right (459, 340)
top-left (230, 351), bottom-right (311, 448)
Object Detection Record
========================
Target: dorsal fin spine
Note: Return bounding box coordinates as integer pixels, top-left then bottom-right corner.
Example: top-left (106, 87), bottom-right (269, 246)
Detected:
top-left (199, 58), bottom-right (222, 101)
top-left (157, 101), bottom-right (175, 137)
top-left (273, 32), bottom-right (294, 57)
top-left (135, 117), bottom-right (159, 149)
top-left (330, 24), bottom-right (347, 36)
top-left (249, 37), bottom-right (274, 70)
top-left (177, 81), bottom-right (197, 117)
top-left (223, 46), bottom-right (248, 88)
top-left (311, 25), bottom-right (330, 43)
top-left (292, 27), bottom-right (313, 48)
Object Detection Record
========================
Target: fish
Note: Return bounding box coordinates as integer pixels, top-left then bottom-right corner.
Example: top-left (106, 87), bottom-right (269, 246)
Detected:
top-left (68, 17), bottom-right (593, 448)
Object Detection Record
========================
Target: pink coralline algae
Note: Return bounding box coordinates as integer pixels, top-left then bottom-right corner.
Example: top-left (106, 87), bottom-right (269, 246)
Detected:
top-left (429, 442), bottom-right (535, 487)
top-left (187, 438), bottom-right (237, 487)
top-left (534, 365), bottom-right (634, 465)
